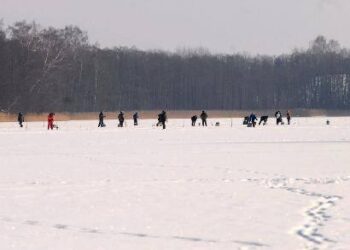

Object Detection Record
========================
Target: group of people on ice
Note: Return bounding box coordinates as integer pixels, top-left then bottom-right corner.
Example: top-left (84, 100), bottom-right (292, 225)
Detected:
top-left (98, 111), bottom-right (139, 128)
top-left (274, 110), bottom-right (291, 125)
top-left (14, 110), bottom-right (291, 129)
top-left (16, 112), bottom-right (56, 129)
top-left (98, 110), bottom-right (207, 130)
top-left (244, 110), bottom-right (291, 127)
top-left (16, 112), bottom-right (58, 130)
top-left (191, 111), bottom-right (208, 126)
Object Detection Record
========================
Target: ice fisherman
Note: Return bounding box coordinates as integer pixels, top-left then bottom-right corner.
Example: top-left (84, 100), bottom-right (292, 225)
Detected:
top-left (48, 113), bottom-right (55, 130)
top-left (98, 112), bottom-right (106, 127)
top-left (191, 115), bottom-right (198, 126)
top-left (286, 110), bottom-right (291, 125)
top-left (18, 112), bottom-right (24, 128)
top-left (118, 111), bottom-right (125, 127)
top-left (157, 110), bottom-right (167, 129)
top-left (133, 112), bottom-right (139, 126)
top-left (275, 111), bottom-right (283, 125)
top-left (258, 115), bottom-right (268, 125)
top-left (249, 113), bottom-right (257, 127)
top-left (200, 110), bottom-right (208, 126)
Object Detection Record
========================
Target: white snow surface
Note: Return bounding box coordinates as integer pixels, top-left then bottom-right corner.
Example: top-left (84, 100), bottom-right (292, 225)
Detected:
top-left (0, 117), bottom-right (349, 250)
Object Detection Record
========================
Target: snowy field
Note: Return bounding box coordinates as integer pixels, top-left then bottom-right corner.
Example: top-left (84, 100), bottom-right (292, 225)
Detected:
top-left (0, 117), bottom-right (350, 250)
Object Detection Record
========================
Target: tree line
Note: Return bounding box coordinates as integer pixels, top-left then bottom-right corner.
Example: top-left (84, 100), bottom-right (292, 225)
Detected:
top-left (1, 21), bottom-right (350, 113)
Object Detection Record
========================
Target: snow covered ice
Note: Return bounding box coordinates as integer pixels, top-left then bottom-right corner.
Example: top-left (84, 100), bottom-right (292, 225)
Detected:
top-left (0, 117), bottom-right (350, 250)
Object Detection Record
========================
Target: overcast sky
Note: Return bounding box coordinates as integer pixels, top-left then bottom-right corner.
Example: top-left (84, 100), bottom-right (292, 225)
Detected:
top-left (0, 0), bottom-right (349, 55)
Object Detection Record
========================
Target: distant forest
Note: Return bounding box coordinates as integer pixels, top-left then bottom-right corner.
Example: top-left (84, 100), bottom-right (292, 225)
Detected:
top-left (1, 21), bottom-right (350, 113)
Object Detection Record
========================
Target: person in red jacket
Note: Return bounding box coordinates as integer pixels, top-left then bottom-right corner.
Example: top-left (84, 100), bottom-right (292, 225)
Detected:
top-left (48, 113), bottom-right (55, 130)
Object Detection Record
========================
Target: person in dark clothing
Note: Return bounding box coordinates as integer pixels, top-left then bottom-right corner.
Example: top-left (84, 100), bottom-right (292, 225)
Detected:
top-left (18, 112), bottom-right (24, 127)
top-left (249, 113), bottom-right (257, 127)
top-left (133, 112), bottom-right (139, 126)
top-left (191, 115), bottom-right (198, 126)
top-left (118, 111), bottom-right (125, 127)
top-left (98, 112), bottom-right (106, 127)
top-left (259, 116), bottom-right (268, 125)
top-left (275, 111), bottom-right (283, 125)
top-left (286, 110), bottom-right (291, 125)
top-left (200, 111), bottom-right (208, 126)
top-left (157, 110), bottom-right (167, 129)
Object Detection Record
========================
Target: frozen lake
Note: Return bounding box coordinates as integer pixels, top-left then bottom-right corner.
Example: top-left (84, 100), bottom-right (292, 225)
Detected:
top-left (0, 117), bottom-right (349, 250)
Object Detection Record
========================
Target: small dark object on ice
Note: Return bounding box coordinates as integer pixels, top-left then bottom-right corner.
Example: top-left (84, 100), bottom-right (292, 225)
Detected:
top-left (215, 122), bottom-right (220, 126)
top-left (243, 116), bottom-right (249, 125)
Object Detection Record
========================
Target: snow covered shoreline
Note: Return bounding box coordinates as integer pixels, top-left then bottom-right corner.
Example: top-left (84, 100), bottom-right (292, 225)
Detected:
top-left (0, 118), bottom-right (349, 249)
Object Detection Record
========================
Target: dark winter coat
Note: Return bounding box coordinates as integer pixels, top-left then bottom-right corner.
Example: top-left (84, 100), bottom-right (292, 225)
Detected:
top-left (286, 112), bottom-right (291, 120)
top-left (249, 114), bottom-right (257, 123)
top-left (118, 113), bottom-right (125, 122)
top-left (200, 111), bottom-right (208, 120)
top-left (159, 111), bottom-right (167, 123)
top-left (18, 113), bottom-right (24, 122)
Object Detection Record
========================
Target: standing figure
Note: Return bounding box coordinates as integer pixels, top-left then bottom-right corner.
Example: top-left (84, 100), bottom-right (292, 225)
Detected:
top-left (18, 112), bottom-right (24, 128)
top-left (157, 110), bottom-right (167, 129)
top-left (48, 113), bottom-right (55, 130)
top-left (98, 112), bottom-right (106, 127)
top-left (133, 112), bottom-right (139, 126)
top-left (286, 110), bottom-right (291, 125)
top-left (200, 110), bottom-right (208, 127)
top-left (275, 111), bottom-right (283, 125)
top-left (118, 111), bottom-right (125, 127)
top-left (191, 115), bottom-right (198, 126)
top-left (249, 113), bottom-right (257, 127)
